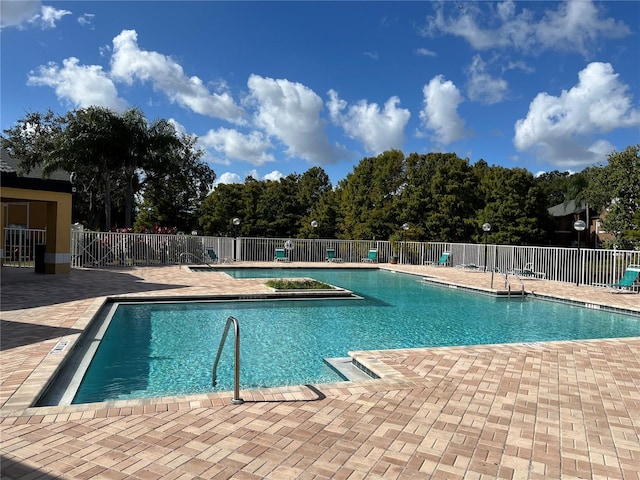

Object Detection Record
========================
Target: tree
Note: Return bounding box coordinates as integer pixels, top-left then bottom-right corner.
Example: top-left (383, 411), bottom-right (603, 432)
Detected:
top-left (476, 166), bottom-right (550, 245)
top-left (403, 152), bottom-right (479, 242)
top-left (138, 130), bottom-right (214, 233)
top-left (336, 150), bottom-right (405, 240)
top-left (584, 145), bottom-right (640, 249)
top-left (3, 107), bottom-right (214, 231)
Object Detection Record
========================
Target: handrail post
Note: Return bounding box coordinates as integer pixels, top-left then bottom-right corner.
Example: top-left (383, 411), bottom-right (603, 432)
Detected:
top-left (212, 316), bottom-right (244, 405)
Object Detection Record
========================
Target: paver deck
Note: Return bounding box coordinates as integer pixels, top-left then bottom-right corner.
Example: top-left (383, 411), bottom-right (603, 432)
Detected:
top-left (1, 263), bottom-right (639, 479)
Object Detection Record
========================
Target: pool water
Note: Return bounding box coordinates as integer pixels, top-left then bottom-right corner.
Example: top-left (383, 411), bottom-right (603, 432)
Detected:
top-left (71, 269), bottom-right (640, 404)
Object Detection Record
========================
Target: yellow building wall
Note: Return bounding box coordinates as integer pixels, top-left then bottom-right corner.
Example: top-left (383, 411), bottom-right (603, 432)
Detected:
top-left (1, 186), bottom-right (72, 274)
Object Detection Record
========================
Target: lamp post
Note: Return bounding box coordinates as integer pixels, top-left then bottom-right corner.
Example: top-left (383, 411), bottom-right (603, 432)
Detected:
top-left (232, 217), bottom-right (241, 261)
top-left (573, 219), bottom-right (586, 286)
top-left (482, 223), bottom-right (491, 272)
top-left (402, 223), bottom-right (409, 264)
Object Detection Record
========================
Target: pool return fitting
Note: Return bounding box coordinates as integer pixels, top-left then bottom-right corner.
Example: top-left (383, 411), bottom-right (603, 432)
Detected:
top-left (212, 316), bottom-right (244, 404)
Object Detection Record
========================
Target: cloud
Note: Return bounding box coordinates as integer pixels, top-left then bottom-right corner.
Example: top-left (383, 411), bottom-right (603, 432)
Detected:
top-left (214, 172), bottom-right (243, 186)
top-left (327, 90), bottom-right (410, 154)
top-left (251, 169), bottom-right (284, 182)
top-left (419, 75), bottom-right (467, 145)
top-left (466, 55), bottom-right (508, 105)
top-left (423, 0), bottom-right (630, 56)
top-left (1, 1), bottom-right (70, 29)
top-left (247, 74), bottom-right (344, 165)
top-left (77, 13), bottom-right (95, 28)
top-left (214, 169), bottom-right (284, 187)
top-left (199, 128), bottom-right (275, 166)
top-left (415, 48), bottom-right (437, 57)
top-left (110, 30), bottom-right (247, 123)
top-left (513, 62), bottom-right (640, 168)
top-left (0, 0), bottom-right (40, 28)
top-left (27, 57), bottom-right (127, 110)
top-left (38, 5), bottom-right (71, 28)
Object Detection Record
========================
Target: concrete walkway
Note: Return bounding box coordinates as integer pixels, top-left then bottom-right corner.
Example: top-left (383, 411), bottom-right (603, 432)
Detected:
top-left (1, 263), bottom-right (639, 479)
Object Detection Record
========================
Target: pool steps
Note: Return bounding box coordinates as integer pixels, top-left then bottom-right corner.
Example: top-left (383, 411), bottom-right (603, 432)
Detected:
top-left (324, 357), bottom-right (376, 382)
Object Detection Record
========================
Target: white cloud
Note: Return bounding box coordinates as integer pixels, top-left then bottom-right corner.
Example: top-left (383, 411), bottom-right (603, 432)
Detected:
top-left (423, 0), bottom-right (630, 56)
top-left (256, 169), bottom-right (284, 182)
top-left (466, 55), bottom-right (508, 105)
top-left (327, 90), bottom-right (410, 154)
top-left (214, 172), bottom-right (243, 186)
top-left (419, 75), bottom-right (467, 145)
top-left (199, 128), bottom-right (274, 166)
top-left (1, 2), bottom-right (70, 29)
top-left (27, 57), bottom-right (127, 110)
top-left (110, 30), bottom-right (247, 123)
top-left (247, 74), bottom-right (344, 165)
top-left (38, 5), bottom-right (71, 28)
top-left (77, 13), bottom-right (95, 28)
top-left (416, 48), bottom-right (437, 57)
top-left (0, 0), bottom-right (40, 28)
top-left (514, 62), bottom-right (640, 168)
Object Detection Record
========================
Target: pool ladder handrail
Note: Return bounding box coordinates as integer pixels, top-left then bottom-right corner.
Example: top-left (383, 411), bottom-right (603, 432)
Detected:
top-left (491, 268), bottom-right (525, 300)
top-left (212, 316), bottom-right (244, 404)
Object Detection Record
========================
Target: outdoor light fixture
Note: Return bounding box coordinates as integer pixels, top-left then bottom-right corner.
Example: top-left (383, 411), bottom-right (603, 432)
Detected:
top-left (482, 223), bottom-right (491, 272)
top-left (311, 220), bottom-right (318, 228)
top-left (402, 223), bottom-right (409, 264)
top-left (573, 219), bottom-right (586, 286)
top-left (232, 217), bottom-right (241, 261)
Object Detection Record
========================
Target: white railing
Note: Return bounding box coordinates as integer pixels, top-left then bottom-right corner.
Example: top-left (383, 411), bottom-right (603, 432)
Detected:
top-left (68, 231), bottom-right (640, 287)
top-left (70, 231), bottom-right (234, 267)
top-left (2, 227), bottom-right (47, 267)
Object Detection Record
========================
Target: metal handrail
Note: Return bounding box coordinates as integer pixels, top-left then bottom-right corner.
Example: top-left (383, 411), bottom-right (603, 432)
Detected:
top-left (491, 267), bottom-right (512, 298)
top-left (178, 251), bottom-right (204, 265)
top-left (509, 272), bottom-right (526, 299)
top-left (212, 316), bottom-right (244, 404)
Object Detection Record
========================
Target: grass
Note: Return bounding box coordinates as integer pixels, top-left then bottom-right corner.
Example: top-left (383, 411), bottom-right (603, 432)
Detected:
top-left (265, 278), bottom-right (333, 290)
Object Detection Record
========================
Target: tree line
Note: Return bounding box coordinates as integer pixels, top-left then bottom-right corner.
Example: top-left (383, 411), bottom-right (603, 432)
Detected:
top-left (2, 107), bottom-right (638, 248)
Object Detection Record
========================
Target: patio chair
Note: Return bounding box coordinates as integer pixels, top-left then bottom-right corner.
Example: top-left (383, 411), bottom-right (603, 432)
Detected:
top-left (425, 251), bottom-right (450, 267)
top-left (456, 263), bottom-right (483, 271)
top-left (274, 248), bottom-right (290, 262)
top-left (206, 248), bottom-right (219, 264)
top-left (512, 262), bottom-right (546, 279)
top-left (594, 264), bottom-right (640, 292)
top-left (326, 248), bottom-right (343, 263)
top-left (361, 249), bottom-right (378, 263)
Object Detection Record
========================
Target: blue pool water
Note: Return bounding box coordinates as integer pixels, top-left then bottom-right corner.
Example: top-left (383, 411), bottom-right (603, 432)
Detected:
top-left (72, 269), bottom-right (640, 404)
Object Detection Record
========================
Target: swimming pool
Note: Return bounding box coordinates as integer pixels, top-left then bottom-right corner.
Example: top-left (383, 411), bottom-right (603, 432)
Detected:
top-left (42, 269), bottom-right (640, 405)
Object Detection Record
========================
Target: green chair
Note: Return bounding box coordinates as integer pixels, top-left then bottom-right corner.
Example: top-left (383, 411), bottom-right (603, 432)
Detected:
top-left (512, 262), bottom-right (546, 279)
top-left (595, 265), bottom-right (640, 292)
top-left (206, 248), bottom-right (219, 264)
top-left (425, 251), bottom-right (450, 266)
top-left (326, 248), bottom-right (343, 263)
top-left (361, 249), bottom-right (378, 263)
top-left (274, 248), bottom-right (289, 262)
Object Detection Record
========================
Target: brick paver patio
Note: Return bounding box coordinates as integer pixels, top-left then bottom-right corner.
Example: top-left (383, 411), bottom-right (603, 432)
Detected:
top-left (1, 263), bottom-right (639, 479)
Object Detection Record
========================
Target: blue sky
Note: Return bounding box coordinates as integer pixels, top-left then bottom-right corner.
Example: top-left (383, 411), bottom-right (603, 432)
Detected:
top-left (2, 1), bottom-right (639, 186)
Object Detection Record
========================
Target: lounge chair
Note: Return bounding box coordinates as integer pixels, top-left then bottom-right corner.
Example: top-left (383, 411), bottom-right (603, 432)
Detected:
top-left (512, 262), bottom-right (546, 279)
top-left (274, 248), bottom-right (290, 262)
top-left (326, 248), bottom-right (343, 263)
top-left (361, 249), bottom-right (378, 263)
top-left (456, 263), bottom-right (483, 271)
top-left (425, 251), bottom-right (450, 266)
top-left (206, 248), bottom-right (219, 264)
top-left (594, 264), bottom-right (640, 292)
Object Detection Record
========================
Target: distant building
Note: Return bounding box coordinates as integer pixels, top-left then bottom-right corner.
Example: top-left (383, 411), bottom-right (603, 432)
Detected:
top-left (547, 199), bottom-right (609, 248)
